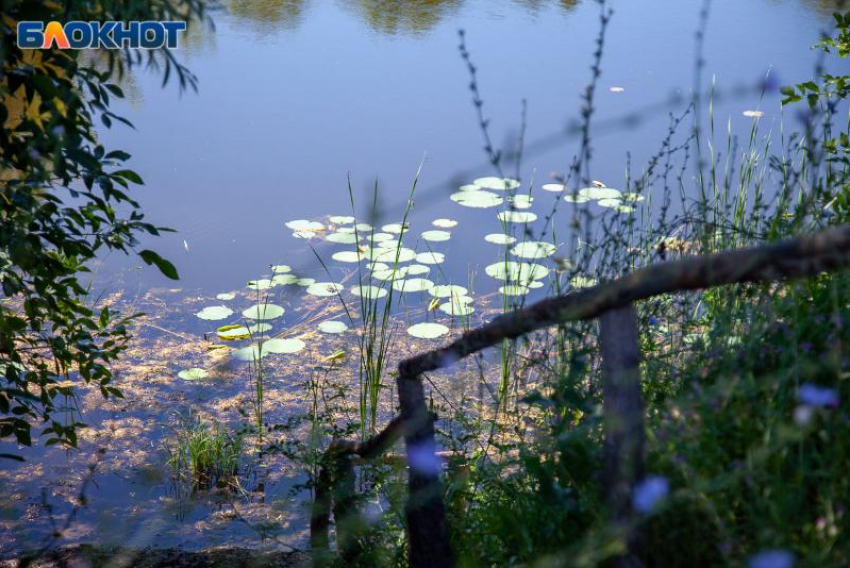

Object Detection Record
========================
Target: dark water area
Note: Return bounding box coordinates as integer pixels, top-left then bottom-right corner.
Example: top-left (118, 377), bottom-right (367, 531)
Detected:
top-left (93, 0), bottom-right (843, 294)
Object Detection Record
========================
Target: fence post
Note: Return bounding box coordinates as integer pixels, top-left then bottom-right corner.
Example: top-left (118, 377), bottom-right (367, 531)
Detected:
top-left (310, 464), bottom-right (332, 567)
top-left (397, 371), bottom-right (454, 567)
top-left (599, 303), bottom-right (645, 564)
top-left (330, 450), bottom-right (360, 560)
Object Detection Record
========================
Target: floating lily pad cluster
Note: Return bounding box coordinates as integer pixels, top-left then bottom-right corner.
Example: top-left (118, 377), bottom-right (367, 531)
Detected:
top-left (562, 185), bottom-right (644, 213)
top-left (190, 170), bottom-right (617, 368)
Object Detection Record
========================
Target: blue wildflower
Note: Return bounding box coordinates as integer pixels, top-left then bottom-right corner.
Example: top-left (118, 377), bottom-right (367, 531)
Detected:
top-left (632, 475), bottom-right (669, 513)
top-left (748, 549), bottom-right (794, 568)
top-left (797, 384), bottom-right (839, 408)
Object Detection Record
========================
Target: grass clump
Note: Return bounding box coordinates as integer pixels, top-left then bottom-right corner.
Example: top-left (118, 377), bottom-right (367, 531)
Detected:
top-left (167, 416), bottom-right (244, 491)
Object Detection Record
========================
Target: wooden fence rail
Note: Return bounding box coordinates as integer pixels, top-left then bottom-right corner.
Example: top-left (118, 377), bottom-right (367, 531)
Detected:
top-left (310, 224), bottom-right (850, 568)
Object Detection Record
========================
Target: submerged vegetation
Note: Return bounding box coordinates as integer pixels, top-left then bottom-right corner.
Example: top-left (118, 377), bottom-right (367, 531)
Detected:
top-left (3, 1), bottom-right (850, 566)
top-left (167, 415), bottom-right (244, 490)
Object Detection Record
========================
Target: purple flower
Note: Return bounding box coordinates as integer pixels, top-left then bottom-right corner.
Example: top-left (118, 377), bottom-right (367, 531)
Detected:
top-left (797, 384), bottom-right (840, 408)
top-left (748, 549), bottom-right (794, 568)
top-left (632, 475), bottom-right (669, 513)
top-left (407, 443), bottom-right (442, 474)
top-left (648, 316), bottom-right (659, 326)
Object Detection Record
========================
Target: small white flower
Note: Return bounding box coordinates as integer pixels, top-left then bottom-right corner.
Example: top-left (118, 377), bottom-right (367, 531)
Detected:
top-left (793, 405), bottom-right (815, 426)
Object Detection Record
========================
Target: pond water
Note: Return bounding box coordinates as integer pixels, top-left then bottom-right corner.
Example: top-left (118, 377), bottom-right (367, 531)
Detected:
top-left (1, 0), bottom-right (845, 559)
top-left (95, 0), bottom-right (840, 294)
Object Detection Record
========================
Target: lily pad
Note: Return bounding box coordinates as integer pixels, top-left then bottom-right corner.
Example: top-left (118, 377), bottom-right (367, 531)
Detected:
top-left (497, 211), bottom-right (538, 224)
top-left (563, 193), bottom-right (591, 203)
top-left (597, 198), bottom-right (622, 209)
top-left (272, 274), bottom-right (299, 286)
top-left (286, 219), bottom-right (325, 232)
top-left (262, 338), bottom-right (306, 354)
top-left (355, 223), bottom-right (373, 232)
top-left (622, 193), bottom-right (645, 202)
top-left (241, 304), bottom-right (285, 320)
top-left (570, 275), bottom-right (598, 289)
top-left (196, 305), bottom-right (234, 321)
top-left (541, 183), bottom-right (566, 193)
top-left (432, 218), bottom-right (458, 228)
top-left (405, 264), bottom-right (431, 276)
top-left (332, 250), bottom-right (364, 263)
top-left (407, 322), bottom-right (450, 339)
top-left (485, 261), bottom-right (549, 283)
top-left (271, 265), bottom-right (292, 274)
top-left (249, 323), bottom-right (272, 334)
top-left (232, 345), bottom-right (266, 362)
top-left (429, 284), bottom-right (469, 298)
top-left (508, 195), bottom-right (534, 209)
top-left (474, 177), bottom-right (521, 191)
top-left (216, 292), bottom-right (236, 301)
top-left (510, 241), bottom-right (558, 259)
top-left (319, 320), bottom-right (349, 334)
top-left (415, 252), bottom-right (445, 265)
top-left (450, 190), bottom-right (503, 209)
top-left (329, 215), bottom-right (355, 224)
top-left (217, 324), bottom-right (251, 341)
top-left (421, 230), bottom-right (451, 242)
top-left (372, 266), bottom-right (407, 281)
top-left (247, 279), bottom-right (273, 291)
top-left (597, 198), bottom-right (635, 213)
top-left (292, 231), bottom-right (318, 239)
top-left (392, 278), bottom-right (435, 293)
top-left (578, 187), bottom-right (622, 200)
top-left (485, 233), bottom-right (517, 245)
top-left (367, 262), bottom-right (390, 271)
top-left (178, 368), bottom-right (210, 381)
top-left (351, 285), bottom-right (389, 299)
top-left (439, 297), bottom-right (475, 316)
top-left (297, 278), bottom-right (316, 286)
top-left (306, 282), bottom-right (344, 297)
top-left (366, 232), bottom-right (396, 243)
top-left (326, 232), bottom-right (359, 244)
top-left (499, 285), bottom-right (530, 296)
top-left (382, 222), bottom-right (410, 234)
top-left (365, 246), bottom-right (416, 263)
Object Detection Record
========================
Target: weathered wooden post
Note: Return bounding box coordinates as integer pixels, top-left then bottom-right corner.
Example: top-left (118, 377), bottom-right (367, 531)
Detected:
top-left (397, 369), bottom-right (454, 567)
top-left (599, 303), bottom-right (645, 564)
top-left (310, 464), bottom-right (332, 567)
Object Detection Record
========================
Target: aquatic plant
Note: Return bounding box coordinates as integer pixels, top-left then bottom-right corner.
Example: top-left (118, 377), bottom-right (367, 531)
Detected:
top-left (167, 416), bottom-right (244, 491)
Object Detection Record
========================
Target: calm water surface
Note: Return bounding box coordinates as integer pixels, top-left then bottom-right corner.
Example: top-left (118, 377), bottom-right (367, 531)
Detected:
top-left (0, 0), bottom-right (844, 557)
top-left (97, 0), bottom-right (841, 293)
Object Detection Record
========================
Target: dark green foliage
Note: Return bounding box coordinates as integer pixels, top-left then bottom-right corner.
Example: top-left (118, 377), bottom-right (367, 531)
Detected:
top-left (0, 0), bottom-right (206, 453)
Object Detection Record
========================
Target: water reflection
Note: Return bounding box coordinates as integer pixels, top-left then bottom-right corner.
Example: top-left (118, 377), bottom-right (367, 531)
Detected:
top-left (222, 0), bottom-right (836, 36)
top-left (227, 0), bottom-right (310, 31)
top-left (347, 0), bottom-right (463, 35)
top-left (511, 0), bottom-right (578, 15)
top-left (800, 0), bottom-right (848, 16)
top-left (224, 0), bottom-right (582, 35)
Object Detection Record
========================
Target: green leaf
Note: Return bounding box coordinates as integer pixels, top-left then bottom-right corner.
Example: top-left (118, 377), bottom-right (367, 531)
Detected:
top-left (139, 250), bottom-right (179, 280)
top-left (113, 169), bottom-right (144, 185)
